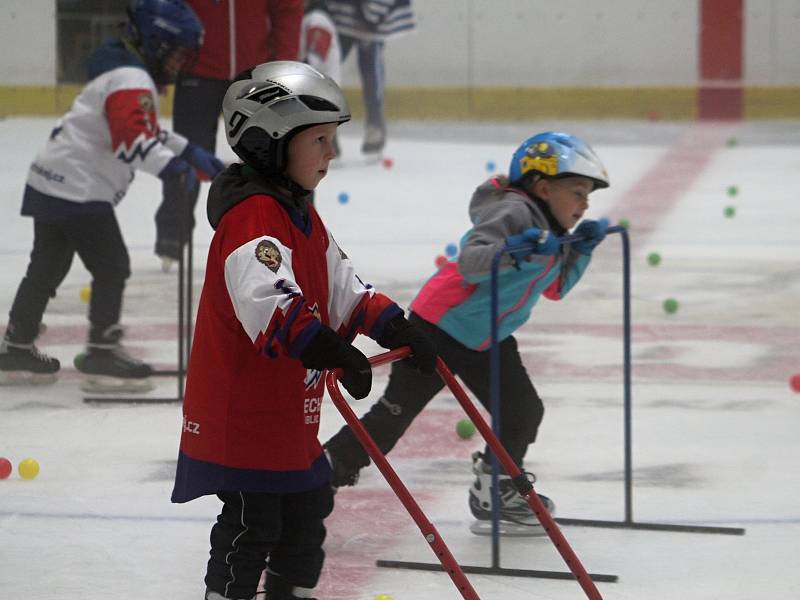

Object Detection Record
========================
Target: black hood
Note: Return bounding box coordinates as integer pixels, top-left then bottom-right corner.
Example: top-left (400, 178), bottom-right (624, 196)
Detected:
top-left (207, 163), bottom-right (313, 230)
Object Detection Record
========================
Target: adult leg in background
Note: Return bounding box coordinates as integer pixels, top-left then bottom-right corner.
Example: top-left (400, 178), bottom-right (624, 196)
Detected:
top-left (155, 75), bottom-right (229, 261)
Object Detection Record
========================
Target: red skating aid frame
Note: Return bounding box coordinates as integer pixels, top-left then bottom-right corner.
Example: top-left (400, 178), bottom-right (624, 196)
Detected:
top-left (325, 348), bottom-right (615, 599)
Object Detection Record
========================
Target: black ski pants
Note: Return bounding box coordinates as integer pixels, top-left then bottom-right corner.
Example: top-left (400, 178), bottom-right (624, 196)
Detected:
top-left (205, 484), bottom-right (334, 599)
top-left (7, 208), bottom-right (130, 343)
top-left (326, 313), bottom-right (545, 470)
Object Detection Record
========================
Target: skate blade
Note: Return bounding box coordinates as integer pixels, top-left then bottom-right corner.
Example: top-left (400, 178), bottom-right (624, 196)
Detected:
top-left (469, 519), bottom-right (548, 537)
top-left (80, 376), bottom-right (155, 394)
top-left (0, 371), bottom-right (57, 386)
top-left (160, 256), bottom-right (175, 273)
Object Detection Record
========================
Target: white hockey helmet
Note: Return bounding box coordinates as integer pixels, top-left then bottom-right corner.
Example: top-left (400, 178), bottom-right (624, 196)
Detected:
top-left (222, 61), bottom-right (351, 174)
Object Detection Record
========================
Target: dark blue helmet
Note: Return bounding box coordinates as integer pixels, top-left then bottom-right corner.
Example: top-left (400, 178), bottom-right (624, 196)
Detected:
top-left (128, 0), bottom-right (203, 70)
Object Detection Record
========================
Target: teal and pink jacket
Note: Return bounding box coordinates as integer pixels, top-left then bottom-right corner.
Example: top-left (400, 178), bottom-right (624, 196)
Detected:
top-left (410, 176), bottom-right (590, 350)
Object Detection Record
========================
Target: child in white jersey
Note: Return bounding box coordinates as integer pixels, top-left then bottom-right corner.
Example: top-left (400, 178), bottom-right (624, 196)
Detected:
top-left (0, 0), bottom-right (224, 390)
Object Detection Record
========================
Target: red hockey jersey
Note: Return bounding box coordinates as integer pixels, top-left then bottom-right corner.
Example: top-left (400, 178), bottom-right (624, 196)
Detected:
top-left (172, 166), bottom-right (400, 502)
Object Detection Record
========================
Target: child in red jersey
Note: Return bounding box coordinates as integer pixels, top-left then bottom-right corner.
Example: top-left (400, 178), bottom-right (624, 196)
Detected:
top-left (171, 61), bottom-right (435, 600)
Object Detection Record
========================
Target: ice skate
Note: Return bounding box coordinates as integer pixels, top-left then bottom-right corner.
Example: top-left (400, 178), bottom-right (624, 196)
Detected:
top-left (0, 339), bottom-right (60, 385)
top-left (155, 238), bottom-right (181, 273)
top-left (468, 451), bottom-right (555, 537)
top-left (361, 124), bottom-right (386, 155)
top-left (260, 571), bottom-right (319, 600)
top-left (204, 589), bottom-right (256, 600)
top-left (74, 325), bottom-right (154, 393)
top-left (324, 446), bottom-right (361, 488)
top-left (159, 255), bottom-right (176, 273)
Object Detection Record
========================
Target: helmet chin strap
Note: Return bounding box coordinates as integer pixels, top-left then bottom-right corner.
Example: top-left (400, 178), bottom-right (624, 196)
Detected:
top-left (248, 164), bottom-right (312, 201)
top-left (279, 173), bottom-right (313, 199)
top-left (121, 36), bottom-right (145, 62)
top-left (121, 34), bottom-right (173, 86)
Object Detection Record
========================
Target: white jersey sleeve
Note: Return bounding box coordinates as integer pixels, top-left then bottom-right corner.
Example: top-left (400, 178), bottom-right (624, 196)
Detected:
top-left (324, 230), bottom-right (377, 332)
top-left (224, 235), bottom-right (301, 344)
top-left (300, 10), bottom-right (342, 84)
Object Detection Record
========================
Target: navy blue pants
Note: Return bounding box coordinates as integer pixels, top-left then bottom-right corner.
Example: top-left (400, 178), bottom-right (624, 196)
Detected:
top-left (340, 36), bottom-right (386, 131)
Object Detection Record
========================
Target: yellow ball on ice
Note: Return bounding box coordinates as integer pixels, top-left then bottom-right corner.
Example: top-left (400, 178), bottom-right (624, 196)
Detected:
top-left (374, 596), bottom-right (394, 600)
top-left (79, 286), bottom-right (91, 304)
top-left (18, 458), bottom-right (40, 480)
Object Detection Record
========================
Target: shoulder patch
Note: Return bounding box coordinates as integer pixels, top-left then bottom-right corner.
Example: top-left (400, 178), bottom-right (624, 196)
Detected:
top-left (255, 239), bottom-right (282, 272)
top-left (138, 92), bottom-right (155, 113)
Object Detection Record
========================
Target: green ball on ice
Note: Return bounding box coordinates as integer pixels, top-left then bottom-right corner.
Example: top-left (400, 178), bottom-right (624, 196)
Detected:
top-left (662, 298), bottom-right (679, 315)
top-left (725, 136), bottom-right (738, 147)
top-left (618, 218), bottom-right (630, 230)
top-left (723, 205), bottom-right (736, 218)
top-left (647, 252), bottom-right (661, 267)
top-left (726, 185), bottom-right (738, 197)
top-left (456, 419), bottom-right (476, 439)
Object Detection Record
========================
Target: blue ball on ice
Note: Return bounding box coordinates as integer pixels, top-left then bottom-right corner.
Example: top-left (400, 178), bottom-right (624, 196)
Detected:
top-left (445, 242), bottom-right (458, 257)
top-left (338, 192), bottom-right (349, 205)
top-left (485, 161), bottom-right (496, 172)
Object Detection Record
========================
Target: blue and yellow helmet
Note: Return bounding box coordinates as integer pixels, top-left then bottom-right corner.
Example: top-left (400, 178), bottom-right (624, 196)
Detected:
top-left (509, 132), bottom-right (609, 189)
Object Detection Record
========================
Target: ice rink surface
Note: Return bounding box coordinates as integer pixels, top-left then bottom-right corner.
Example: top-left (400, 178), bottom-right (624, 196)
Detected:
top-left (1, 117), bottom-right (799, 599)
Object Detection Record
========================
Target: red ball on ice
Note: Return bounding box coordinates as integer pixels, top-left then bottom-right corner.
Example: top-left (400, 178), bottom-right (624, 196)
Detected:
top-left (790, 374), bottom-right (800, 393)
top-left (382, 157), bottom-right (394, 169)
top-left (0, 457), bottom-right (12, 480)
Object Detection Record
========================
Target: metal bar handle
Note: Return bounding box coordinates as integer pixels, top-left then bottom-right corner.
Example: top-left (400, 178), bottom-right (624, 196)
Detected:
top-left (433, 356), bottom-right (605, 600)
top-left (325, 355), bottom-right (481, 600)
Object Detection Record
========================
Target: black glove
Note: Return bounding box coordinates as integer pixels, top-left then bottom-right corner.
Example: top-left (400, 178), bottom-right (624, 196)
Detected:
top-left (378, 315), bottom-right (437, 375)
top-left (300, 325), bottom-right (372, 399)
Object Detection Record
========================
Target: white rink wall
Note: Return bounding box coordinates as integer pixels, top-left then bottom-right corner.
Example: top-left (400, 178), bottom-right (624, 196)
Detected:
top-left (0, 1), bottom-right (57, 85)
top-left (3, 0), bottom-right (800, 87)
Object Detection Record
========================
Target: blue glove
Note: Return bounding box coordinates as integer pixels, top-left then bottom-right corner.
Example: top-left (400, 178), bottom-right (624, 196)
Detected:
top-left (572, 218), bottom-right (609, 255)
top-left (158, 157), bottom-right (199, 197)
top-left (180, 142), bottom-right (225, 181)
top-left (506, 227), bottom-right (559, 265)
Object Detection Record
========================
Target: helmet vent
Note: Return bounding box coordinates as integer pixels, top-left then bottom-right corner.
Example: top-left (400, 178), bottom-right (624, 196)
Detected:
top-left (270, 97), bottom-right (307, 117)
top-left (299, 95), bottom-right (340, 112)
top-left (240, 84), bottom-right (290, 105)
